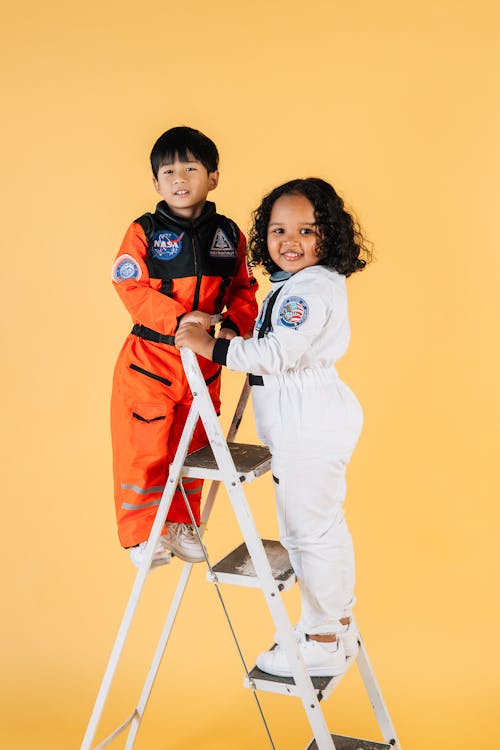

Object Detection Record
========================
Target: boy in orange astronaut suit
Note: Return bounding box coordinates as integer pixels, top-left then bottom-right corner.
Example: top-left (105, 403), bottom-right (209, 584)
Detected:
top-left (111, 126), bottom-right (258, 567)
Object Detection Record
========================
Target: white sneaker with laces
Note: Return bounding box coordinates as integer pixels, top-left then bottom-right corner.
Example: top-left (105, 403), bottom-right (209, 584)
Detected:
top-left (256, 632), bottom-right (346, 678)
top-left (129, 537), bottom-right (172, 569)
top-left (163, 522), bottom-right (206, 563)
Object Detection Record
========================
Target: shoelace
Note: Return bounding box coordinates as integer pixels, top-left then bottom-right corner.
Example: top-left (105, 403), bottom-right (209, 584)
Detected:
top-left (170, 523), bottom-right (197, 538)
top-left (179, 523), bottom-right (193, 534)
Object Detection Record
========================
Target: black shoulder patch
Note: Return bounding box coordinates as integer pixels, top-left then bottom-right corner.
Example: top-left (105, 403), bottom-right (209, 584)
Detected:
top-left (134, 213), bottom-right (155, 243)
top-left (217, 215), bottom-right (240, 247)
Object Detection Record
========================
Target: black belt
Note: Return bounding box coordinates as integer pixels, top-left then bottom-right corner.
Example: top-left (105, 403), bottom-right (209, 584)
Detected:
top-left (131, 324), bottom-right (221, 386)
top-left (132, 324), bottom-right (175, 346)
top-left (249, 374), bottom-right (264, 386)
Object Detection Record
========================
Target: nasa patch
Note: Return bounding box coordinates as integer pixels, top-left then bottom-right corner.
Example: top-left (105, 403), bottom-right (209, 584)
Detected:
top-left (278, 296), bottom-right (309, 328)
top-left (112, 254), bottom-right (142, 283)
top-left (152, 230), bottom-right (184, 260)
top-left (210, 228), bottom-right (236, 258)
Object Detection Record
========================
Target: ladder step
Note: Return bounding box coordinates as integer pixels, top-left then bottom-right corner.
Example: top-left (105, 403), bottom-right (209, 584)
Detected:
top-left (209, 540), bottom-right (296, 590)
top-left (305, 734), bottom-right (393, 750)
top-left (245, 664), bottom-right (337, 698)
top-left (182, 442), bottom-right (271, 481)
top-left (244, 654), bottom-right (357, 701)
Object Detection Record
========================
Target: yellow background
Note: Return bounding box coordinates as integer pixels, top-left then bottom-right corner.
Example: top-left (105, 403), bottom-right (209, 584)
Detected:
top-left (2, 1), bottom-right (499, 748)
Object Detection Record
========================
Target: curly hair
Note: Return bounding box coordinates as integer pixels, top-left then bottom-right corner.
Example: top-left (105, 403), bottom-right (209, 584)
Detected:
top-left (248, 178), bottom-right (372, 277)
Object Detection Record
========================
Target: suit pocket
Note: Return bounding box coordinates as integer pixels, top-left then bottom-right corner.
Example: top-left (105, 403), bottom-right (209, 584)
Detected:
top-left (131, 403), bottom-right (168, 457)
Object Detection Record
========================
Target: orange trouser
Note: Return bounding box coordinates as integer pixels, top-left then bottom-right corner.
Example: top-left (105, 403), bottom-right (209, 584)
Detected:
top-left (111, 335), bottom-right (221, 548)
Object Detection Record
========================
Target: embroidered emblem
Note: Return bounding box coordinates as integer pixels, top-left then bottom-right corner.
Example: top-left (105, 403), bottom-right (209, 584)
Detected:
top-left (152, 230), bottom-right (184, 260)
top-left (278, 296), bottom-right (309, 328)
top-left (112, 254), bottom-right (142, 283)
top-left (210, 228), bottom-right (236, 257)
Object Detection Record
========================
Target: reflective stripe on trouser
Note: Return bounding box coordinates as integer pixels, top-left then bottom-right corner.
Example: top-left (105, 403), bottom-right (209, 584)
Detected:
top-left (252, 367), bottom-right (363, 635)
top-left (111, 337), bottom-right (221, 548)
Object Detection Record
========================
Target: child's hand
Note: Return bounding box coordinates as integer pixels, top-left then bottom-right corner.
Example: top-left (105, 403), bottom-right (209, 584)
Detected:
top-left (175, 323), bottom-right (215, 360)
top-left (217, 328), bottom-right (238, 341)
top-left (179, 311), bottom-right (219, 329)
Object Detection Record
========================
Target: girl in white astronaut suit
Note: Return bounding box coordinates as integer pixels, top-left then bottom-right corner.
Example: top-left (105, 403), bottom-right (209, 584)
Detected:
top-left (175, 177), bottom-right (371, 677)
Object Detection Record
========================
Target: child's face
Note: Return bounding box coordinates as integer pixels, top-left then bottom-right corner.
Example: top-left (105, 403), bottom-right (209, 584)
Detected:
top-left (267, 193), bottom-right (320, 274)
top-left (153, 153), bottom-right (219, 220)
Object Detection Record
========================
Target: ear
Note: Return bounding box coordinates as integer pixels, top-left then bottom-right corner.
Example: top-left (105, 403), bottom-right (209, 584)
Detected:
top-left (152, 176), bottom-right (160, 194)
top-left (208, 170), bottom-right (219, 191)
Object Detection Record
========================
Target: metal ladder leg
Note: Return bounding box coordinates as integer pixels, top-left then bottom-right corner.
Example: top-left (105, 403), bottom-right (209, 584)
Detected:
top-left (123, 382), bottom-right (253, 749)
top-left (355, 632), bottom-right (402, 750)
top-left (180, 348), bottom-right (401, 750)
top-left (180, 349), bottom-right (336, 750)
top-left (81, 403), bottom-right (201, 750)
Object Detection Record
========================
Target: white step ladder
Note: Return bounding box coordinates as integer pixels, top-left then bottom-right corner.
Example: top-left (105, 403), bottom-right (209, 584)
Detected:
top-left (81, 348), bottom-right (402, 750)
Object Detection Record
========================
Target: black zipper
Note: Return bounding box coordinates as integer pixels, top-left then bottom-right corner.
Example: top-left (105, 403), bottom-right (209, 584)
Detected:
top-left (192, 229), bottom-right (202, 311)
top-left (129, 363), bottom-right (172, 387)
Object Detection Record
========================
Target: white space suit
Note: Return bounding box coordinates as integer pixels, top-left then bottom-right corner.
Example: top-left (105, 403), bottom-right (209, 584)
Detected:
top-left (212, 265), bottom-right (363, 635)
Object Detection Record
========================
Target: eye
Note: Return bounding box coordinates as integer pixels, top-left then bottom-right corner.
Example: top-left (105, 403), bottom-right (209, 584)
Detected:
top-left (270, 227), bottom-right (284, 234)
top-left (300, 227), bottom-right (314, 235)
top-left (186, 166), bottom-right (197, 172)
top-left (162, 168), bottom-right (173, 175)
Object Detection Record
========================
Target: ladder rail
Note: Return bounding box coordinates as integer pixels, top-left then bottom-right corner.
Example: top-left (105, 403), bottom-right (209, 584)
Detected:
top-left (123, 561), bottom-right (194, 749)
top-left (199, 377), bottom-right (251, 523)
top-left (356, 633), bottom-right (401, 750)
top-left (123, 379), bottom-right (253, 749)
top-left (180, 348), bottom-right (337, 750)
top-left (81, 403), bottom-right (201, 750)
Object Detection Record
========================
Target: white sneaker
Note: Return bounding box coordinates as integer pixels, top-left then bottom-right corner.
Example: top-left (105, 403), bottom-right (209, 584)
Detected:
top-left (256, 632), bottom-right (346, 678)
top-left (129, 538), bottom-right (172, 569)
top-left (163, 522), bottom-right (206, 563)
top-left (275, 621), bottom-right (360, 658)
top-left (340, 620), bottom-right (360, 657)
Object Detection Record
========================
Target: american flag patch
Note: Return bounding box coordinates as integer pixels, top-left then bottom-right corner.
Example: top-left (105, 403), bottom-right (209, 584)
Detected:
top-left (278, 296), bottom-right (309, 328)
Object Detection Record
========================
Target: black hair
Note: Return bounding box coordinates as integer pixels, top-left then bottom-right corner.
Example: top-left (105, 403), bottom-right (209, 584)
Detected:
top-left (249, 177), bottom-right (372, 277)
top-left (150, 126), bottom-right (219, 177)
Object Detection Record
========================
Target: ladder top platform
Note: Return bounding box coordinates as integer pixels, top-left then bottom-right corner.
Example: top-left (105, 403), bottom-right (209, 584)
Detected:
top-left (182, 442), bottom-right (271, 481)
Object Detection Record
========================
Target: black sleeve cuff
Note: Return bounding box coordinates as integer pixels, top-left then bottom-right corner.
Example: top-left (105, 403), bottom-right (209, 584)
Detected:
top-left (212, 338), bottom-right (231, 366)
top-left (220, 317), bottom-right (240, 336)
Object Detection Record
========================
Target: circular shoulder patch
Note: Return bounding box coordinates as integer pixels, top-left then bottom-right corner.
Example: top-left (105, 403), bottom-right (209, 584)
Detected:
top-left (151, 230), bottom-right (184, 260)
top-left (278, 296), bottom-right (309, 328)
top-left (112, 254), bottom-right (142, 283)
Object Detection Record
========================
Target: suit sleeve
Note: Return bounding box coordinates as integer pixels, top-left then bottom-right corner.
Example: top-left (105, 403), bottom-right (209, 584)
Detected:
top-left (221, 230), bottom-right (259, 337)
top-left (111, 222), bottom-right (189, 335)
top-left (224, 279), bottom-right (329, 374)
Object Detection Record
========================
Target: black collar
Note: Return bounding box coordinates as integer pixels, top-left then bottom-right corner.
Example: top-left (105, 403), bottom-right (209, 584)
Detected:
top-left (154, 200), bottom-right (217, 229)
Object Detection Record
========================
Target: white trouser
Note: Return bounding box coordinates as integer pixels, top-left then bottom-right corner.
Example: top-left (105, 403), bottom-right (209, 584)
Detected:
top-left (252, 367), bottom-right (363, 635)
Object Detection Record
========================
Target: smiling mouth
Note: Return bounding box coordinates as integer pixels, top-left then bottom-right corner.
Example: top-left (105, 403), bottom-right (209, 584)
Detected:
top-left (281, 251), bottom-right (302, 259)
top-left (174, 190), bottom-right (189, 196)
